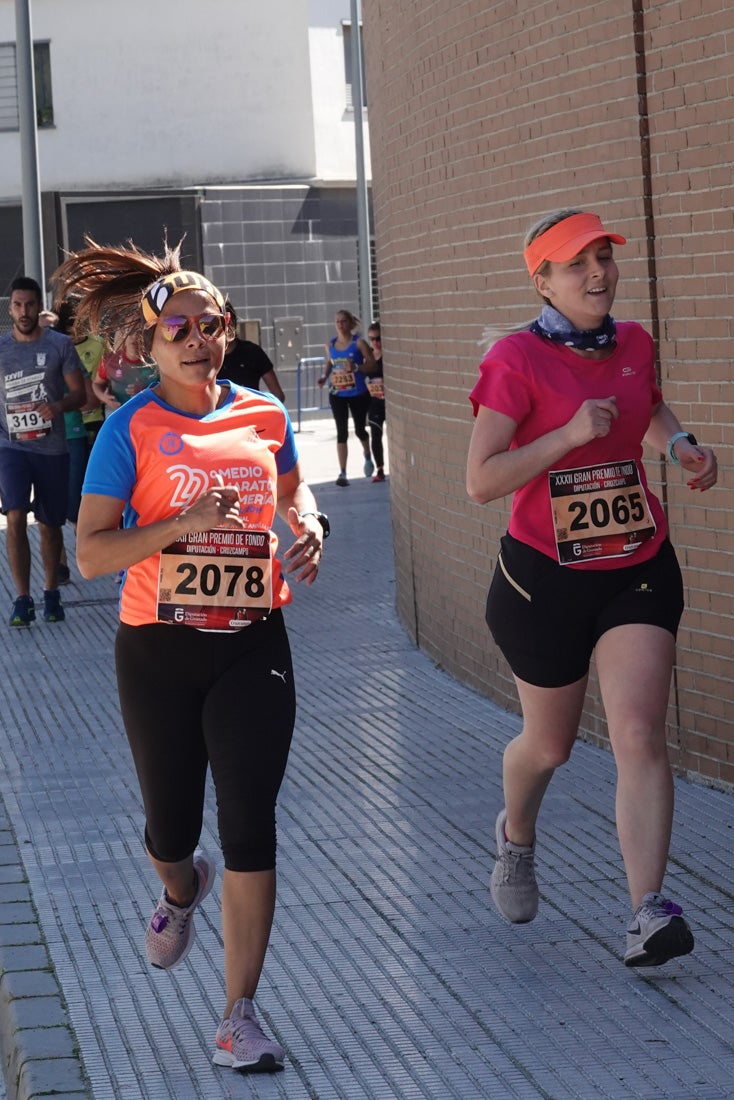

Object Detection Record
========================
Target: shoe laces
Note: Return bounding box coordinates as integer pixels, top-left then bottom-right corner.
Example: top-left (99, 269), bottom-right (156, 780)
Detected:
top-left (150, 896), bottom-right (192, 936)
top-left (228, 1001), bottom-right (271, 1049)
top-left (497, 844), bottom-right (535, 884)
top-left (638, 893), bottom-right (683, 919)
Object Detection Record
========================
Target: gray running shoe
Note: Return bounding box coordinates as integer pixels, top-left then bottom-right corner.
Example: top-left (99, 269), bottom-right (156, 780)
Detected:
top-left (213, 997), bottom-right (285, 1073)
top-left (624, 892), bottom-right (694, 967)
top-left (144, 849), bottom-right (215, 970)
top-left (490, 808), bottom-right (538, 923)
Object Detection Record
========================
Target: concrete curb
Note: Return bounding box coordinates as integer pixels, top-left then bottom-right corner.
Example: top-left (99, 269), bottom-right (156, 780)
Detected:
top-left (0, 797), bottom-right (89, 1100)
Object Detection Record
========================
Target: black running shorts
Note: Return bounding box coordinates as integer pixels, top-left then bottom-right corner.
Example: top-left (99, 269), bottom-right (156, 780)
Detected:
top-left (486, 534), bottom-right (684, 688)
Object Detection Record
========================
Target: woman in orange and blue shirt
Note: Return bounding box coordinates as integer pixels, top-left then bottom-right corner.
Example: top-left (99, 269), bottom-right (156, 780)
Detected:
top-left (52, 240), bottom-right (328, 1074)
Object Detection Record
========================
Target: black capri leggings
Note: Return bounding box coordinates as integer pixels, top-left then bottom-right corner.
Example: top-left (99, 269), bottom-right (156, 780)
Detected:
top-left (115, 611), bottom-right (296, 872)
top-left (329, 391), bottom-right (370, 445)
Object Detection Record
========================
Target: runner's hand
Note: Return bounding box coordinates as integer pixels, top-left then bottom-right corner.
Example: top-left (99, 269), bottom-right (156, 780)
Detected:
top-left (179, 473), bottom-right (243, 531)
top-left (283, 507), bottom-right (322, 585)
top-left (564, 396), bottom-right (619, 448)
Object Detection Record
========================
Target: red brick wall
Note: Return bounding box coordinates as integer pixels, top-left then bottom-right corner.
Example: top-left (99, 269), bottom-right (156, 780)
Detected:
top-left (364, 0), bottom-right (734, 785)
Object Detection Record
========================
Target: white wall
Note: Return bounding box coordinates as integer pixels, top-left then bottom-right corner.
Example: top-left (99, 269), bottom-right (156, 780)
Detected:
top-left (308, 0), bottom-right (371, 181)
top-left (0, 0), bottom-right (320, 196)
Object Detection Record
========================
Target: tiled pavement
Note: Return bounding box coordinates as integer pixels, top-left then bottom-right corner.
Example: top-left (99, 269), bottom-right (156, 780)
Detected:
top-left (0, 418), bottom-right (734, 1099)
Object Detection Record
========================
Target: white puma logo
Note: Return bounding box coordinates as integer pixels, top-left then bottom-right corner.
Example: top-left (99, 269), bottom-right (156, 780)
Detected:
top-left (270, 669), bottom-right (287, 683)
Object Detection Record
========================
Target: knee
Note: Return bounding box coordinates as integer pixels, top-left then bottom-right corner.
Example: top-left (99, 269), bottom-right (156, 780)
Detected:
top-left (513, 731), bottom-right (574, 772)
top-left (540, 740), bottom-right (574, 770)
top-left (221, 834), bottom-right (276, 872)
top-left (613, 720), bottom-right (668, 765)
top-left (6, 510), bottom-right (26, 535)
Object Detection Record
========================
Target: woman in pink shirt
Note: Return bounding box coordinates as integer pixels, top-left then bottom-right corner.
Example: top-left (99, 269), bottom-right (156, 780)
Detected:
top-left (467, 209), bottom-right (717, 967)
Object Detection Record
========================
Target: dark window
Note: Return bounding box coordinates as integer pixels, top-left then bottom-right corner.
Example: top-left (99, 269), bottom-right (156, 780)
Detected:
top-left (342, 22), bottom-right (367, 110)
top-left (356, 236), bottom-right (379, 321)
top-left (0, 40), bottom-right (53, 131)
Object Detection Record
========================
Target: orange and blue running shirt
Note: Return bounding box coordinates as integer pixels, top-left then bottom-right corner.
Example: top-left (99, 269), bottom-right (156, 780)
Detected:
top-left (82, 383), bottom-right (298, 625)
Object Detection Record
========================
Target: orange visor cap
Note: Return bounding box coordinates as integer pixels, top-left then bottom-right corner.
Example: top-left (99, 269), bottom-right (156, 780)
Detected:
top-left (524, 212), bottom-right (626, 276)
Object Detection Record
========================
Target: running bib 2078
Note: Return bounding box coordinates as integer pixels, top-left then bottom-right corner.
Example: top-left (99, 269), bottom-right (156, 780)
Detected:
top-left (157, 527), bottom-right (272, 629)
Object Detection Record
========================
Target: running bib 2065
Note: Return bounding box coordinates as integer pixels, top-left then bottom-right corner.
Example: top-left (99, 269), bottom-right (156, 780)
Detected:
top-left (157, 527), bottom-right (272, 629)
top-left (549, 460), bottom-right (656, 564)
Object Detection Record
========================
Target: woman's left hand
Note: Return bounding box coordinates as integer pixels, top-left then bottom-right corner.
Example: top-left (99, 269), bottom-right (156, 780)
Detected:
top-left (679, 443), bottom-right (718, 491)
top-left (283, 508), bottom-right (323, 585)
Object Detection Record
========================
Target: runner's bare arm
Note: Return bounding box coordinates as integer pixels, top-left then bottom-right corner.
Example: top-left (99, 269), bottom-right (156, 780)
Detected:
top-left (466, 399), bottom-right (619, 505)
top-left (76, 482), bottom-right (243, 579)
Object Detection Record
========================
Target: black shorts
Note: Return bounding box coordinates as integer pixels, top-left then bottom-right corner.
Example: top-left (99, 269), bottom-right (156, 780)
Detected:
top-left (115, 610), bottom-right (296, 872)
top-left (486, 534), bottom-right (684, 688)
top-left (0, 448), bottom-right (69, 527)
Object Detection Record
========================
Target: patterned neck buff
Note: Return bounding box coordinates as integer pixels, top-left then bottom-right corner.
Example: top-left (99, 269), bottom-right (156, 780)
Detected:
top-left (529, 305), bottom-right (616, 352)
top-left (141, 271), bottom-right (225, 327)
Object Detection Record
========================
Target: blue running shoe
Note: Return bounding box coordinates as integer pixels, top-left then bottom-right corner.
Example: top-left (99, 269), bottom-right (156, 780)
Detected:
top-left (9, 595), bottom-right (35, 627)
top-left (43, 589), bottom-right (65, 623)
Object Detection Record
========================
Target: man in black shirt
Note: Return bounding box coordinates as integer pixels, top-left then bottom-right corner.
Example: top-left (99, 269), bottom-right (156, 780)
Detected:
top-left (221, 304), bottom-right (286, 402)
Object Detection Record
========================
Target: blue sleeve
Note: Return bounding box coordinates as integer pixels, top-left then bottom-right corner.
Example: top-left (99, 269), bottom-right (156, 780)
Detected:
top-left (276, 406), bottom-right (298, 475)
top-left (82, 405), bottom-right (138, 501)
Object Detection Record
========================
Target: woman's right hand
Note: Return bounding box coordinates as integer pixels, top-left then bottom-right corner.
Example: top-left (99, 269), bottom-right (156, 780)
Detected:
top-left (178, 474), bottom-right (244, 532)
top-left (563, 396), bottom-right (619, 448)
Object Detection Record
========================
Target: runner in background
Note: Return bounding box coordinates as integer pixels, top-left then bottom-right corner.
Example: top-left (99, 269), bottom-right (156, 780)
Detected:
top-left (466, 209), bottom-right (718, 967)
top-left (366, 320), bottom-right (386, 482)
top-left (317, 308), bottom-right (375, 486)
top-left (221, 303), bottom-right (286, 403)
top-left (52, 239), bottom-right (329, 1074)
top-left (93, 333), bottom-right (157, 411)
top-left (0, 278), bottom-right (85, 625)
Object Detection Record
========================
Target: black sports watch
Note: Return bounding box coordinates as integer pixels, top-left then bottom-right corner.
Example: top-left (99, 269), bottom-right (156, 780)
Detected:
top-left (301, 511), bottom-right (330, 539)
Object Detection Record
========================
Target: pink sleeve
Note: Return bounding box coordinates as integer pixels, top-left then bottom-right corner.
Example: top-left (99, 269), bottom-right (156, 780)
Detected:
top-left (469, 339), bottom-right (534, 425)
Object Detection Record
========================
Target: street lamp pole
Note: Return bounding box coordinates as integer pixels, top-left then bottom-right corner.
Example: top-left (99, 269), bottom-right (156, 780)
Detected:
top-left (15, 0), bottom-right (45, 292)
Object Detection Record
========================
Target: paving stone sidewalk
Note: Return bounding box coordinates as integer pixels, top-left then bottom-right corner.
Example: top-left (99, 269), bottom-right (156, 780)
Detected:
top-left (0, 418), bottom-right (733, 1099)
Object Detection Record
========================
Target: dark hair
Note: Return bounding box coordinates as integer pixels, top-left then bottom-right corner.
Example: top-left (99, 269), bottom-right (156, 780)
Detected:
top-left (10, 276), bottom-right (42, 302)
top-left (51, 237), bottom-right (185, 351)
top-left (368, 320), bottom-right (381, 335)
top-left (54, 300), bottom-right (76, 337)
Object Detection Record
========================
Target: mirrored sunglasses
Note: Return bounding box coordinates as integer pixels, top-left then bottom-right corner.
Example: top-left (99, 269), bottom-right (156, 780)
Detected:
top-left (157, 313), bottom-right (227, 343)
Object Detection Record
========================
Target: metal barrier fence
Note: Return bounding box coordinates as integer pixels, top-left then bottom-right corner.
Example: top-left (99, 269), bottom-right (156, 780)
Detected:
top-left (293, 356), bottom-right (329, 431)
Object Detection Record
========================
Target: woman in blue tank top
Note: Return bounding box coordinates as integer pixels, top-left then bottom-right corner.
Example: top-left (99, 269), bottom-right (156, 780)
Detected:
top-left (317, 308), bottom-right (375, 486)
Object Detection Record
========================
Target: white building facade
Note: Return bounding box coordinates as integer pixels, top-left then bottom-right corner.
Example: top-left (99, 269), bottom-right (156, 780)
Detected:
top-left (0, 0), bottom-right (373, 372)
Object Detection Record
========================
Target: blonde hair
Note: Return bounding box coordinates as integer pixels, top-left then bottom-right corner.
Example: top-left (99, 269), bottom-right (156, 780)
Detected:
top-left (336, 308), bottom-right (361, 333)
top-left (480, 208), bottom-right (583, 350)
